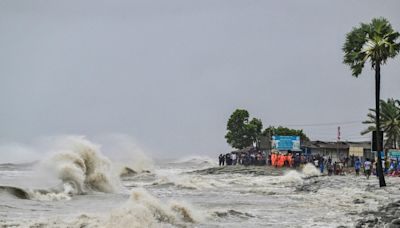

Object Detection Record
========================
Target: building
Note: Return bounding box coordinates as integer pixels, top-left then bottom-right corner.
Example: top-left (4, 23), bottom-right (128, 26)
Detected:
top-left (303, 140), bottom-right (372, 161)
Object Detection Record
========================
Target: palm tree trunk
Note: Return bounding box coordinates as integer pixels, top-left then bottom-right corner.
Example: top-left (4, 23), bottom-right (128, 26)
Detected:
top-left (375, 62), bottom-right (386, 187)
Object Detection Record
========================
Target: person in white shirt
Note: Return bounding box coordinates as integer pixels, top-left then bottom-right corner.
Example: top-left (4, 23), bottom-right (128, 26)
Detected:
top-left (314, 159), bottom-right (319, 168)
top-left (231, 153), bottom-right (237, 165)
top-left (364, 158), bottom-right (372, 179)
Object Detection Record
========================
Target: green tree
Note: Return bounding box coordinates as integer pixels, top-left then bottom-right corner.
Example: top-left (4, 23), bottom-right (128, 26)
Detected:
top-left (343, 17), bottom-right (400, 187)
top-left (262, 126), bottom-right (309, 143)
top-left (248, 118), bottom-right (263, 148)
top-left (225, 109), bottom-right (263, 149)
top-left (362, 98), bottom-right (400, 149)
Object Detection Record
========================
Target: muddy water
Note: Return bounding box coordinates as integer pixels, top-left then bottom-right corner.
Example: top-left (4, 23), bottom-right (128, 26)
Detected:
top-left (1, 158), bottom-right (400, 228)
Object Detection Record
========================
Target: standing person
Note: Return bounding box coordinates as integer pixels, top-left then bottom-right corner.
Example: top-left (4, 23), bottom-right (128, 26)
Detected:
top-left (275, 153), bottom-right (280, 168)
top-left (226, 153), bottom-right (232, 166)
top-left (364, 158), bottom-right (372, 179)
top-left (354, 158), bottom-right (361, 176)
top-left (385, 158), bottom-right (390, 174)
top-left (319, 157), bottom-right (325, 174)
top-left (271, 153), bottom-right (276, 167)
top-left (327, 161), bottom-right (333, 176)
top-left (231, 153), bottom-right (237, 165)
top-left (333, 162), bottom-right (337, 175)
top-left (250, 153), bottom-right (256, 165)
top-left (314, 158), bottom-right (319, 168)
top-left (300, 154), bottom-right (305, 167)
top-left (218, 154), bottom-right (224, 166)
top-left (287, 153), bottom-right (293, 167)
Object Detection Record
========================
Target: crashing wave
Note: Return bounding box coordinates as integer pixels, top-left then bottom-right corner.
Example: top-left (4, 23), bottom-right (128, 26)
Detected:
top-left (0, 184), bottom-right (73, 201)
top-left (19, 188), bottom-right (203, 227)
top-left (302, 163), bottom-right (321, 178)
top-left (107, 188), bottom-right (202, 227)
top-left (40, 137), bottom-right (120, 195)
top-left (280, 163), bottom-right (320, 183)
top-left (151, 175), bottom-right (220, 190)
top-left (0, 186), bottom-right (30, 199)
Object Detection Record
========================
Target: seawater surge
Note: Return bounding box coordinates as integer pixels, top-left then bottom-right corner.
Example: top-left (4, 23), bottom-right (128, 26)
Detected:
top-left (1, 138), bottom-right (400, 227)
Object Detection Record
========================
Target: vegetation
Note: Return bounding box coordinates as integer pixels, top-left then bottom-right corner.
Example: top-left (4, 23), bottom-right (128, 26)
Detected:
top-left (262, 126), bottom-right (309, 142)
top-left (225, 109), bottom-right (263, 149)
top-left (225, 109), bottom-right (309, 149)
top-left (362, 98), bottom-right (400, 149)
top-left (343, 17), bottom-right (400, 77)
top-left (343, 17), bottom-right (400, 187)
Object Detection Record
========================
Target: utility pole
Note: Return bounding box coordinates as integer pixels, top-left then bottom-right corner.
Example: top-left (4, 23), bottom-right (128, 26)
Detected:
top-left (337, 126), bottom-right (340, 160)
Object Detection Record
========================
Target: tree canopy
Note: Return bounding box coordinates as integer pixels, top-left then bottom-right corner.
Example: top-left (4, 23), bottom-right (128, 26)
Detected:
top-left (343, 17), bottom-right (400, 77)
top-left (362, 98), bottom-right (400, 149)
top-left (225, 109), bottom-right (263, 149)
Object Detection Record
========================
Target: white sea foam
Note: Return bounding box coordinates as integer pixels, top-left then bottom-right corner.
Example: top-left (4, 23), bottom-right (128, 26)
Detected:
top-left (95, 134), bottom-right (155, 174)
top-left (281, 170), bottom-right (304, 183)
top-left (41, 136), bottom-right (121, 194)
top-left (278, 164), bottom-right (320, 184)
top-left (152, 174), bottom-right (222, 190)
top-left (302, 163), bottom-right (321, 177)
top-left (15, 188), bottom-right (202, 228)
top-left (106, 188), bottom-right (200, 227)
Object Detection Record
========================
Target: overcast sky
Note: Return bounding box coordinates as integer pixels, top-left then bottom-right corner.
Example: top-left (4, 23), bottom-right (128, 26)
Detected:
top-left (1, 0), bottom-right (400, 159)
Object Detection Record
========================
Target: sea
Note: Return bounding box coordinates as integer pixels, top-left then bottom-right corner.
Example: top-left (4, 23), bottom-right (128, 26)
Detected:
top-left (1, 137), bottom-right (400, 228)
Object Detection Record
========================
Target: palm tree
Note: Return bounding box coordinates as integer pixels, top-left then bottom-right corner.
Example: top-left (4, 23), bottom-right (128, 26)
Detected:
top-left (362, 98), bottom-right (400, 149)
top-left (343, 17), bottom-right (400, 187)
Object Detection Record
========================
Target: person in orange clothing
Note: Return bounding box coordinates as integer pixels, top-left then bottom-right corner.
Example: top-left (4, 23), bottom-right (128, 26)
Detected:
top-left (275, 153), bottom-right (280, 168)
top-left (275, 154), bottom-right (280, 167)
top-left (278, 154), bottom-right (285, 167)
top-left (271, 153), bottom-right (276, 167)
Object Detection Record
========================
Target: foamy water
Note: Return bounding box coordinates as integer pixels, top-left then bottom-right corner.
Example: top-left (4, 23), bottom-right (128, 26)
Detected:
top-left (1, 139), bottom-right (400, 227)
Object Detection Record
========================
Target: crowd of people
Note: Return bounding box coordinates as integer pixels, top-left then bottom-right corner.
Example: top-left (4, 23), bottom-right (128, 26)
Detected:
top-left (218, 150), bottom-right (400, 178)
top-left (218, 150), bottom-right (317, 168)
top-left (355, 157), bottom-right (400, 178)
top-left (218, 149), bottom-right (267, 166)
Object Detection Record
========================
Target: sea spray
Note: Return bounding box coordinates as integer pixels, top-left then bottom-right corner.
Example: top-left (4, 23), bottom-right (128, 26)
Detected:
top-left (281, 170), bottom-right (304, 183)
top-left (106, 188), bottom-right (199, 227)
top-left (41, 136), bottom-right (121, 194)
top-left (302, 163), bottom-right (321, 177)
top-left (95, 134), bottom-right (155, 174)
top-left (276, 163), bottom-right (320, 184)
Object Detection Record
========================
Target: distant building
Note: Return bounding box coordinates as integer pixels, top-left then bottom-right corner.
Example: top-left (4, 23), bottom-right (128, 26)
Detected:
top-left (303, 140), bottom-right (372, 161)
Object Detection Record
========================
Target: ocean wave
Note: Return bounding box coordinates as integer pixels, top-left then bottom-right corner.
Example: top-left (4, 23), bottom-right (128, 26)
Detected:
top-left (0, 184), bottom-right (72, 201)
top-left (41, 136), bottom-right (121, 195)
top-left (13, 188), bottom-right (203, 228)
top-left (151, 175), bottom-right (221, 190)
top-left (172, 156), bottom-right (218, 167)
top-left (107, 188), bottom-right (203, 227)
top-left (119, 166), bottom-right (152, 178)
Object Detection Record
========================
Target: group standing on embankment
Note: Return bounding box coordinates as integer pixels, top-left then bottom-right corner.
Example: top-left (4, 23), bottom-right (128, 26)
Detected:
top-left (218, 149), bottom-right (400, 178)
